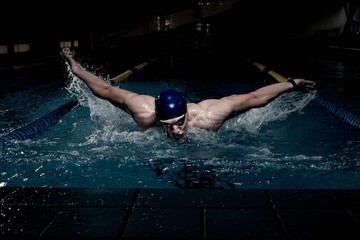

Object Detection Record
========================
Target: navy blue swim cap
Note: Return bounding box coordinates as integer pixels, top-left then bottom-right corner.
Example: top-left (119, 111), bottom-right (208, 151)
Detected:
top-left (155, 89), bottom-right (187, 120)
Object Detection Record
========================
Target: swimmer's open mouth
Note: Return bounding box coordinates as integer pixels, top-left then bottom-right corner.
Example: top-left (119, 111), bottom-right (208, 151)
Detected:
top-left (172, 134), bottom-right (184, 140)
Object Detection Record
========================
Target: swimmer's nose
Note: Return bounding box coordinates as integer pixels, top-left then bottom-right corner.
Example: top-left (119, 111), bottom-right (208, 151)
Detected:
top-left (170, 126), bottom-right (185, 140)
top-left (171, 125), bottom-right (183, 134)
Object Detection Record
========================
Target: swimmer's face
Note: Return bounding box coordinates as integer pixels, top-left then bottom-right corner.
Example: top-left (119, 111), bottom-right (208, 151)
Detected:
top-left (159, 114), bottom-right (187, 140)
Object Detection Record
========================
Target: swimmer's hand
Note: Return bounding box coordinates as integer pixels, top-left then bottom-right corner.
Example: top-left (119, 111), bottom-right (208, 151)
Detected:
top-left (60, 48), bottom-right (80, 72)
top-left (293, 78), bottom-right (316, 92)
top-left (61, 48), bottom-right (74, 57)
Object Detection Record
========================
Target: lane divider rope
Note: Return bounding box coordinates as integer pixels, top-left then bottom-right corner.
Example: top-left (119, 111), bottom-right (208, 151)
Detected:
top-left (246, 58), bottom-right (360, 129)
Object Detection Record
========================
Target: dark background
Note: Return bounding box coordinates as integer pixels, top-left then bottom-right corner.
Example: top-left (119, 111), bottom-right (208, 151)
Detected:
top-left (0, 0), bottom-right (358, 70)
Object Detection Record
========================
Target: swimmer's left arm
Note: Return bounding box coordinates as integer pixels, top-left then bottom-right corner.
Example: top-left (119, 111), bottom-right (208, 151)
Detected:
top-left (225, 78), bottom-right (316, 113)
top-left (201, 79), bottom-right (316, 126)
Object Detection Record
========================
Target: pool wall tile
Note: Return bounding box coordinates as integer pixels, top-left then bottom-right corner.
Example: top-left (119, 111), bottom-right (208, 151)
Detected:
top-left (0, 188), bottom-right (13, 201)
top-left (205, 208), bottom-right (287, 239)
top-left (0, 206), bottom-right (58, 239)
top-left (268, 189), bottom-right (343, 209)
top-left (278, 209), bottom-right (360, 239)
top-left (1, 187), bottom-right (360, 239)
top-left (137, 188), bottom-right (271, 208)
top-left (40, 208), bottom-right (128, 239)
top-left (123, 208), bottom-right (202, 239)
top-left (1, 187), bottom-right (136, 207)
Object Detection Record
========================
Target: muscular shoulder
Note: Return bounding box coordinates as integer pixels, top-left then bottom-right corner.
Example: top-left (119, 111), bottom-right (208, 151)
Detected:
top-left (187, 103), bottom-right (205, 117)
top-left (124, 94), bottom-right (155, 109)
top-left (123, 94), bottom-right (156, 128)
top-left (186, 102), bottom-right (227, 130)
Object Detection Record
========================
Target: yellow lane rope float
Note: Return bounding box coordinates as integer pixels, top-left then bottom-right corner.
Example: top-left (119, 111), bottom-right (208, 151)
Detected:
top-left (111, 57), bottom-right (158, 84)
top-left (246, 58), bottom-right (288, 82)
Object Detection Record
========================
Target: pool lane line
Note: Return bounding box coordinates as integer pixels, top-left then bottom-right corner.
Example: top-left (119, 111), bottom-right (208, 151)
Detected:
top-left (0, 100), bottom-right (79, 142)
top-left (246, 58), bottom-right (360, 129)
top-left (110, 57), bottom-right (158, 84)
top-left (0, 57), bottom-right (158, 143)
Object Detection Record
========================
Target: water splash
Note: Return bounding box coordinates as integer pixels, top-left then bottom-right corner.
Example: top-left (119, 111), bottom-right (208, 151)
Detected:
top-left (222, 91), bottom-right (317, 133)
top-left (2, 51), bottom-right (356, 189)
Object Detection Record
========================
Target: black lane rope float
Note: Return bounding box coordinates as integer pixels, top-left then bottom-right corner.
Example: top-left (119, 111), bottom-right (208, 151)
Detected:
top-left (0, 100), bottom-right (80, 142)
top-left (246, 58), bottom-right (360, 129)
top-left (0, 57), bottom-right (158, 142)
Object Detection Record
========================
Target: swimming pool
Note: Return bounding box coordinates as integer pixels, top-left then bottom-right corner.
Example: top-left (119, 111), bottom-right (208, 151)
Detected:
top-left (1, 48), bottom-right (359, 189)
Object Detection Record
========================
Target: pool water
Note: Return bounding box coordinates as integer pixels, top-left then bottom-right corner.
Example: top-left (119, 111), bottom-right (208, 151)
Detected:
top-left (1, 48), bottom-right (359, 189)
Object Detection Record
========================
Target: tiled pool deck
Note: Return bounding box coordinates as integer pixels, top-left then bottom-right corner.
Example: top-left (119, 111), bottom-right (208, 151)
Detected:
top-left (1, 187), bottom-right (360, 239)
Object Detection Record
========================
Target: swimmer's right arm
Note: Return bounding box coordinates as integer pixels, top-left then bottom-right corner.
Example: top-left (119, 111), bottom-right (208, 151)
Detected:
top-left (60, 50), bottom-right (137, 104)
top-left (60, 49), bottom-right (157, 128)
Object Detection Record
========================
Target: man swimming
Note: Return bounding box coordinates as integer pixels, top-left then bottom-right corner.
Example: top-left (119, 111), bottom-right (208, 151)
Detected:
top-left (61, 49), bottom-right (316, 140)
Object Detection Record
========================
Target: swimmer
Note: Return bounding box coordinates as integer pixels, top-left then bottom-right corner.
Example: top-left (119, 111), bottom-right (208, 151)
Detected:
top-left (60, 49), bottom-right (316, 140)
